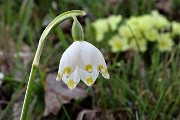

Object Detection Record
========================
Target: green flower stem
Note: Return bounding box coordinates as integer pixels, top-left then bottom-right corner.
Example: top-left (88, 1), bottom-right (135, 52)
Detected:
top-left (20, 65), bottom-right (37, 120)
top-left (33, 10), bottom-right (86, 66)
top-left (20, 10), bottom-right (86, 120)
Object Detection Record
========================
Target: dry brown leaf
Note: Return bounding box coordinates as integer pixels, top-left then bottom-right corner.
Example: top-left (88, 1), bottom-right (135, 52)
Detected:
top-left (44, 73), bottom-right (88, 116)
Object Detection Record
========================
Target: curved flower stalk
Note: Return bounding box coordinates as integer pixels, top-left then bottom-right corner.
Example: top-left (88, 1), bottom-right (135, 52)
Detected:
top-left (20, 10), bottom-right (86, 120)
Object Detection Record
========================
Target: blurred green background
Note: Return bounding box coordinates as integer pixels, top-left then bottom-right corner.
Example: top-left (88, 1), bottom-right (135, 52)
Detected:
top-left (0, 0), bottom-right (180, 120)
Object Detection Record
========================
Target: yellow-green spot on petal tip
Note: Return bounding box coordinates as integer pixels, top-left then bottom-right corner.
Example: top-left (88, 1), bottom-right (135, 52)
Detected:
top-left (105, 69), bottom-right (110, 79)
top-left (98, 65), bottom-right (104, 72)
top-left (56, 72), bottom-right (61, 81)
top-left (64, 67), bottom-right (71, 75)
top-left (67, 80), bottom-right (75, 89)
top-left (86, 77), bottom-right (94, 86)
top-left (86, 64), bottom-right (92, 72)
top-left (105, 69), bottom-right (108, 75)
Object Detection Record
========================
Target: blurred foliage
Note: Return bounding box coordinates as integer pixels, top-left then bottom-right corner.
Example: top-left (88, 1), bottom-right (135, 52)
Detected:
top-left (91, 10), bottom-right (180, 53)
top-left (0, 0), bottom-right (180, 120)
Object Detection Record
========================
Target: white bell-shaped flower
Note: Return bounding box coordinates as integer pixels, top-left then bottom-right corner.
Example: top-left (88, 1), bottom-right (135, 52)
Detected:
top-left (56, 41), bottom-right (109, 89)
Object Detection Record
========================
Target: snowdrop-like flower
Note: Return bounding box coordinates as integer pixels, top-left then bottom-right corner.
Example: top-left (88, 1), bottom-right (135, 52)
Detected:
top-left (56, 41), bottom-right (110, 89)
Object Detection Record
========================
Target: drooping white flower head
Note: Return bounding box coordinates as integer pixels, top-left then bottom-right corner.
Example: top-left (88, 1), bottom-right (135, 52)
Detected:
top-left (56, 41), bottom-right (109, 89)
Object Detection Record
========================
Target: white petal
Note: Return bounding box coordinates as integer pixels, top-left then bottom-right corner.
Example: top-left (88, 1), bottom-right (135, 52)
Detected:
top-left (77, 41), bottom-right (96, 72)
top-left (62, 67), bottom-right (80, 89)
top-left (78, 41), bottom-right (104, 69)
top-left (79, 41), bottom-right (109, 79)
top-left (58, 41), bottom-right (82, 78)
top-left (77, 66), bottom-right (99, 86)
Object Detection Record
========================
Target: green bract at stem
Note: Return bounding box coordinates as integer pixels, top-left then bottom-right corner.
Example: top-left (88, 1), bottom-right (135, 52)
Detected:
top-left (71, 16), bottom-right (84, 41)
top-left (20, 10), bottom-right (86, 120)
